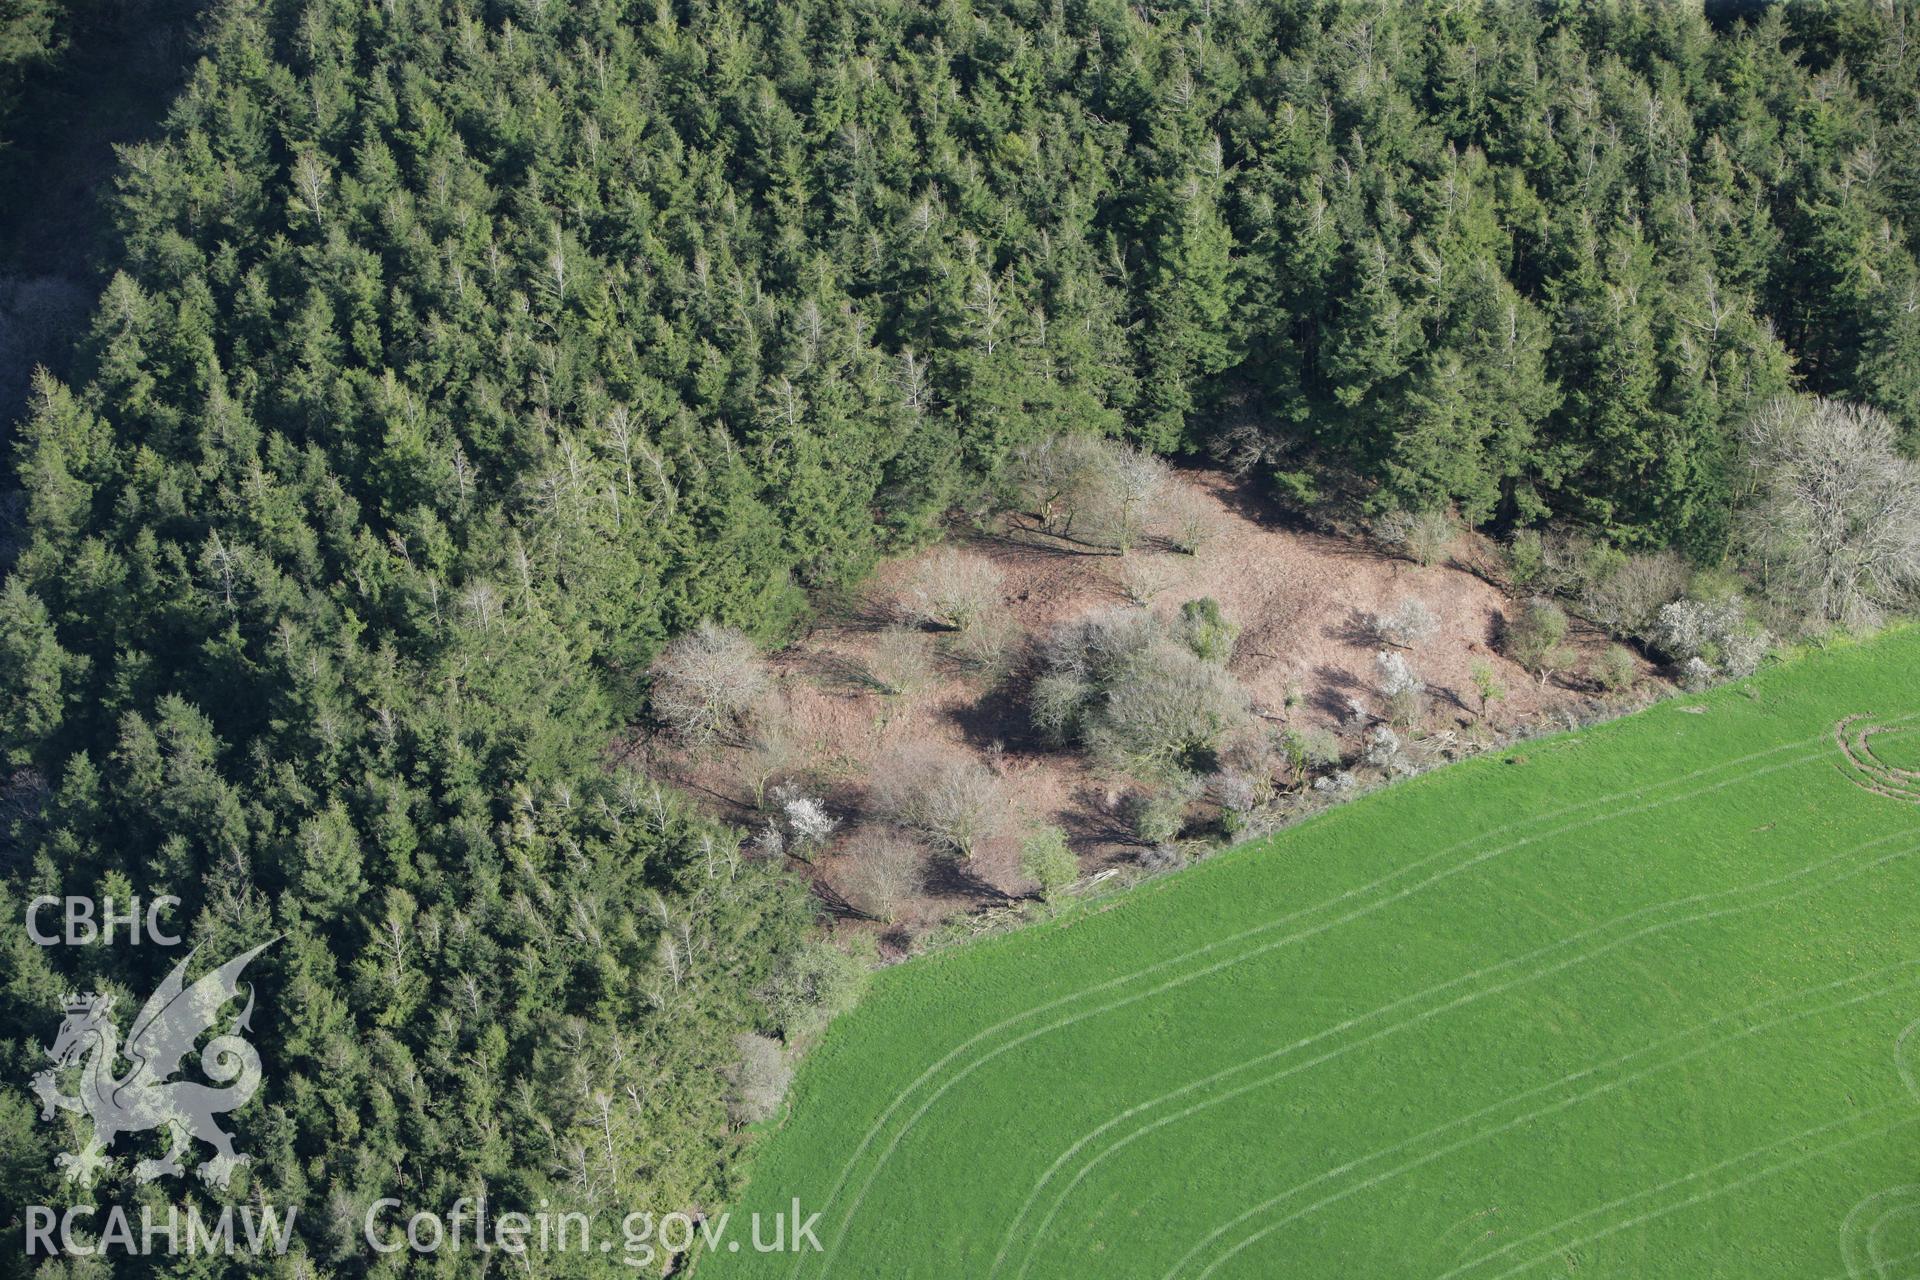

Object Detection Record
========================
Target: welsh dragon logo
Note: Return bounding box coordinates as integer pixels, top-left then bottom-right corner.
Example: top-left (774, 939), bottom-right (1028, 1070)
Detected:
top-left (30, 941), bottom-right (274, 1189)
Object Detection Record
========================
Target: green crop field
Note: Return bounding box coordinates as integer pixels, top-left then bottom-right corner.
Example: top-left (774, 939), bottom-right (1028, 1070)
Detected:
top-left (710, 629), bottom-right (1920, 1280)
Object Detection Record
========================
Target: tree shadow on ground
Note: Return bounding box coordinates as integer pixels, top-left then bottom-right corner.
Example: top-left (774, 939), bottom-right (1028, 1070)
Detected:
top-left (923, 854), bottom-right (1016, 904)
top-left (940, 666), bottom-right (1042, 753)
top-left (1311, 662), bottom-right (1367, 723)
top-left (1323, 606), bottom-right (1382, 649)
top-left (806, 874), bottom-right (871, 922)
top-left (804, 582), bottom-right (903, 634)
top-left (1059, 790), bottom-right (1139, 849)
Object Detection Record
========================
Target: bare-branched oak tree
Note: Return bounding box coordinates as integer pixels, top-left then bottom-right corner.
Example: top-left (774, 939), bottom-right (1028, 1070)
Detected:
top-left (1374, 596), bottom-right (1438, 649)
top-left (1739, 396), bottom-right (1920, 629)
top-left (903, 548), bottom-right (1004, 632)
top-left (726, 1033), bottom-right (792, 1124)
top-left (650, 620), bottom-right (772, 749)
top-left (1007, 433), bottom-right (1170, 554)
top-left (870, 747), bottom-right (1010, 860)
top-left (836, 825), bottom-right (926, 922)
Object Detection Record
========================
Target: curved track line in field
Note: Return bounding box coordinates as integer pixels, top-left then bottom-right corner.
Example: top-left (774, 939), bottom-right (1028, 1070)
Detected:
top-left (998, 836), bottom-right (1914, 1277)
top-left (1158, 950), bottom-right (1920, 1280)
top-left (999, 828), bottom-right (1920, 1280)
top-left (1830, 1233), bottom-right (1920, 1280)
top-left (805, 739), bottom-right (1840, 1277)
top-left (794, 740), bottom-right (1813, 1280)
top-left (1836, 715), bottom-right (1920, 805)
top-left (1194, 1110), bottom-right (1914, 1280)
top-left (1899, 1016), bottom-right (1920, 1103)
top-left (1867, 1203), bottom-right (1920, 1279)
top-left (1841, 1187), bottom-right (1920, 1280)
top-left (1470, 1111), bottom-right (1920, 1280)
top-left (1155, 836), bottom-right (1920, 1280)
top-left (791, 753), bottom-right (1769, 1280)
top-left (1443, 1011), bottom-right (1920, 1280)
top-left (1837, 1020), bottom-right (1920, 1280)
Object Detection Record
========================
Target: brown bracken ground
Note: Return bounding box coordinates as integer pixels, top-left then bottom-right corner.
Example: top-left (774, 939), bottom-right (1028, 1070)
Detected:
top-left (637, 465), bottom-right (1660, 949)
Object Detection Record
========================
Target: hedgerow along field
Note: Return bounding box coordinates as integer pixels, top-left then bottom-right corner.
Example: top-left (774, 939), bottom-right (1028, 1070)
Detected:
top-left (710, 629), bottom-right (1920, 1280)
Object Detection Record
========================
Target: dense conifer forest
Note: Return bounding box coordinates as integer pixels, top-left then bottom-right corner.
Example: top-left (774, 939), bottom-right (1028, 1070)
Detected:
top-left (2, 0), bottom-right (1918, 1273)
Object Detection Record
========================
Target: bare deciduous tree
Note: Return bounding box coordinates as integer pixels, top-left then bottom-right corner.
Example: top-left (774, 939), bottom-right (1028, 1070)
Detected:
top-left (870, 747), bottom-right (1009, 860)
top-left (864, 625), bottom-right (936, 700)
top-left (836, 825), bottom-right (925, 922)
top-left (1029, 665), bottom-right (1094, 746)
top-left (1374, 649), bottom-right (1425, 726)
top-left (1374, 596), bottom-right (1438, 649)
top-left (1084, 640), bottom-right (1249, 775)
top-left (1162, 484), bottom-right (1222, 555)
top-left (1579, 549), bottom-right (1688, 639)
top-left (903, 548), bottom-right (1004, 633)
top-left (948, 609), bottom-right (1020, 676)
top-left (739, 710), bottom-right (800, 809)
top-left (650, 621), bottom-right (772, 748)
top-left (1008, 434), bottom-right (1169, 555)
top-left (1738, 395), bottom-right (1920, 629)
top-left (291, 149), bottom-right (331, 226)
top-left (1376, 508), bottom-right (1458, 567)
top-left (1007, 433), bottom-right (1106, 535)
top-left (1111, 552), bottom-right (1178, 605)
top-left (1090, 444), bottom-right (1169, 555)
top-left (726, 1033), bottom-right (792, 1124)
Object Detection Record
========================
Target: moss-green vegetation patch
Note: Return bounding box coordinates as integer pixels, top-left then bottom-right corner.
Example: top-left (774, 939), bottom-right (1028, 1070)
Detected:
top-left (714, 630), bottom-right (1920, 1279)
